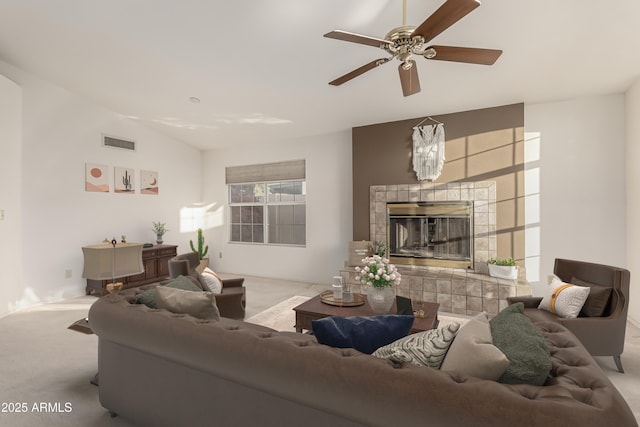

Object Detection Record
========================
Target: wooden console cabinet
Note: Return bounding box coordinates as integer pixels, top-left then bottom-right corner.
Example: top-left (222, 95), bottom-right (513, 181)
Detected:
top-left (85, 244), bottom-right (177, 296)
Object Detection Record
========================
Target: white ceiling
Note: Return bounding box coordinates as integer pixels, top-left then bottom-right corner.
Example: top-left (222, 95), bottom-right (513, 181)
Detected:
top-left (1, 0), bottom-right (639, 150)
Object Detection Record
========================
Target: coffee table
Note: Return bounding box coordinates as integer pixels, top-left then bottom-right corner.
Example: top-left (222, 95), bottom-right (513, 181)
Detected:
top-left (293, 293), bottom-right (439, 334)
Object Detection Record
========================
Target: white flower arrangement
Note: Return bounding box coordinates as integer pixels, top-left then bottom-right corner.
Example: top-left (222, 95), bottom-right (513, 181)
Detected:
top-left (355, 255), bottom-right (401, 288)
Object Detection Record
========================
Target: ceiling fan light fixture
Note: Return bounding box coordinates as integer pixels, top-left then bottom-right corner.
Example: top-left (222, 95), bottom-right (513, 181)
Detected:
top-left (423, 48), bottom-right (437, 59)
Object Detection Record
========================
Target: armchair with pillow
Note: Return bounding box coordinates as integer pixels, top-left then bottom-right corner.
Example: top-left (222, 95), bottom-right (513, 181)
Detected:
top-left (167, 252), bottom-right (246, 319)
top-left (508, 258), bottom-right (630, 373)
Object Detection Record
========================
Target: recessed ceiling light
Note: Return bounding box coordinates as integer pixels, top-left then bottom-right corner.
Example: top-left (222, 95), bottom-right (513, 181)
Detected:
top-left (189, 96), bottom-right (201, 103)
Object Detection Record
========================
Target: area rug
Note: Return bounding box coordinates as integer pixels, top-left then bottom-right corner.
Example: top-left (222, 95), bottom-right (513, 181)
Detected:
top-left (246, 296), bottom-right (310, 331)
top-left (246, 295), bottom-right (469, 332)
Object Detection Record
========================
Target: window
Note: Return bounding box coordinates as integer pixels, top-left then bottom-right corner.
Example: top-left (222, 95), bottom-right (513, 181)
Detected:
top-left (229, 180), bottom-right (306, 245)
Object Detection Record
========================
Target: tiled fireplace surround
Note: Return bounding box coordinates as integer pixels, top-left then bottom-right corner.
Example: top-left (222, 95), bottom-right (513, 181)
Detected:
top-left (340, 181), bottom-right (531, 316)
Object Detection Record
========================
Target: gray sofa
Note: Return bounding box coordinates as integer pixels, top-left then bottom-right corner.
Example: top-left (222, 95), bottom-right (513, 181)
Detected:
top-left (89, 289), bottom-right (637, 427)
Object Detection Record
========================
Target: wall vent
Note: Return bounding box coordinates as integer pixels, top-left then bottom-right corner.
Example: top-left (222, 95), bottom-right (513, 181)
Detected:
top-left (103, 135), bottom-right (136, 151)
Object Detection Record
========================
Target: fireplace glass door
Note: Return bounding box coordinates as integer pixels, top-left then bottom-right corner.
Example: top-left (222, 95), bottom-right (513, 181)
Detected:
top-left (387, 202), bottom-right (473, 268)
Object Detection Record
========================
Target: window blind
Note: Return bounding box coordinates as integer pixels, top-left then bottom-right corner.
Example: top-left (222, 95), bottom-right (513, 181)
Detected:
top-left (225, 159), bottom-right (305, 184)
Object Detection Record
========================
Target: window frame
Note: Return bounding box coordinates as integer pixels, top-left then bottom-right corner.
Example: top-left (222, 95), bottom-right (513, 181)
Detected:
top-left (228, 179), bottom-right (306, 247)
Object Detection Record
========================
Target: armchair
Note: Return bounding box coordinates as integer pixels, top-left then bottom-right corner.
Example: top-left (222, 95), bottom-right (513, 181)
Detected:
top-left (167, 252), bottom-right (246, 319)
top-left (508, 258), bottom-right (630, 373)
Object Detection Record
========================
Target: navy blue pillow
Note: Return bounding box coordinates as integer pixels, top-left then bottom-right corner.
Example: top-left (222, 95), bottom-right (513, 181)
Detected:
top-left (312, 315), bottom-right (414, 354)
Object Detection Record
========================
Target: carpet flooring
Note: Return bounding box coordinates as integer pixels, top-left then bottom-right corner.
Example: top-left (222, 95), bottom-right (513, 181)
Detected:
top-left (0, 275), bottom-right (638, 426)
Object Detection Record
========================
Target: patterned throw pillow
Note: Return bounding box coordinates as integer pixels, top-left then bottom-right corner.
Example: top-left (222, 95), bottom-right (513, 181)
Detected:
top-left (538, 275), bottom-right (590, 318)
top-left (199, 267), bottom-right (223, 294)
top-left (373, 322), bottom-right (460, 369)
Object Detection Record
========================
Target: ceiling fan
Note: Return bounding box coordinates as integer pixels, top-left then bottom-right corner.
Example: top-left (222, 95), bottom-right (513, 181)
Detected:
top-left (324, 0), bottom-right (502, 97)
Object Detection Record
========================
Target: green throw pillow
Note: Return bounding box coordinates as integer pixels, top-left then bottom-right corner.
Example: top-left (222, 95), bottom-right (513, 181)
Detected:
top-left (489, 303), bottom-right (552, 385)
top-left (136, 275), bottom-right (202, 309)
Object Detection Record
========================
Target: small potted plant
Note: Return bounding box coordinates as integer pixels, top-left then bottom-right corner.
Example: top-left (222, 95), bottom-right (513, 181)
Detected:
top-left (152, 221), bottom-right (168, 245)
top-left (488, 257), bottom-right (518, 280)
top-left (190, 228), bottom-right (209, 271)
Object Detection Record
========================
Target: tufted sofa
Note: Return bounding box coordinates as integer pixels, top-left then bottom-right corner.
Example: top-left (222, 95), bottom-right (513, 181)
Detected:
top-left (88, 289), bottom-right (637, 427)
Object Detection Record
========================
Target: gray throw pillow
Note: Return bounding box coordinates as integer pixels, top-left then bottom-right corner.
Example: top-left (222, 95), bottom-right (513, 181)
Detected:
top-left (489, 303), bottom-right (552, 385)
top-left (156, 286), bottom-right (220, 320)
top-left (136, 275), bottom-right (202, 308)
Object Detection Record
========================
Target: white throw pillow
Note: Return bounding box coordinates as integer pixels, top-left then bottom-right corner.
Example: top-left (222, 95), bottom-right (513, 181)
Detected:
top-left (440, 313), bottom-right (509, 380)
top-left (372, 322), bottom-right (460, 369)
top-left (538, 275), bottom-right (590, 318)
top-left (199, 267), bottom-right (223, 294)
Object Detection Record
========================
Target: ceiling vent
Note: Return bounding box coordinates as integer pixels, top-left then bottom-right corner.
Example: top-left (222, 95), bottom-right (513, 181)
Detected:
top-left (103, 135), bottom-right (136, 151)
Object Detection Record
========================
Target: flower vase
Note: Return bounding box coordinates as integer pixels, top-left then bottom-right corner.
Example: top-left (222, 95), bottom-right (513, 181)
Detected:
top-left (156, 234), bottom-right (163, 245)
top-left (367, 286), bottom-right (395, 314)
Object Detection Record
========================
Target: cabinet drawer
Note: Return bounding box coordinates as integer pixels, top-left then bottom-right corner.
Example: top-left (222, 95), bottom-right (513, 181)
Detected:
top-left (143, 250), bottom-right (158, 259)
top-left (159, 247), bottom-right (176, 256)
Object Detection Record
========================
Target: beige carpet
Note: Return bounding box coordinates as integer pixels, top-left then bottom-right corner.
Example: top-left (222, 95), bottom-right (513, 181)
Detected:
top-left (246, 295), bottom-right (310, 331)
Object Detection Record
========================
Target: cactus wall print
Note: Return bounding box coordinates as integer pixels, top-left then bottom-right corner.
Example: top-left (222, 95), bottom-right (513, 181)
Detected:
top-left (85, 163), bottom-right (110, 192)
top-left (114, 167), bottom-right (135, 193)
top-left (140, 170), bottom-right (159, 195)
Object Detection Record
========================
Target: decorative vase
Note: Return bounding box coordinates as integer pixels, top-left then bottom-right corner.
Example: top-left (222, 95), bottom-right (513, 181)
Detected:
top-left (156, 234), bottom-right (163, 245)
top-left (367, 286), bottom-right (395, 314)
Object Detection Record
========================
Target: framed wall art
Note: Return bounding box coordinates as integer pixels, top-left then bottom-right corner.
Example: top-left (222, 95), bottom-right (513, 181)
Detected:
top-left (140, 170), bottom-right (159, 195)
top-left (85, 163), bottom-right (110, 192)
top-left (114, 167), bottom-right (135, 194)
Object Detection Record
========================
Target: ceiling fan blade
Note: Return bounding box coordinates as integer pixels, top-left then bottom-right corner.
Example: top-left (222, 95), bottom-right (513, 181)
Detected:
top-left (426, 45), bottom-right (502, 65)
top-left (412, 0), bottom-right (480, 44)
top-left (329, 58), bottom-right (391, 86)
top-left (398, 60), bottom-right (421, 97)
top-left (324, 30), bottom-right (392, 48)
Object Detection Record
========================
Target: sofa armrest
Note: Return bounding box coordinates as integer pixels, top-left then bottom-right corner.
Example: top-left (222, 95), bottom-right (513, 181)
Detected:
top-left (506, 296), bottom-right (542, 308)
top-left (222, 278), bottom-right (245, 288)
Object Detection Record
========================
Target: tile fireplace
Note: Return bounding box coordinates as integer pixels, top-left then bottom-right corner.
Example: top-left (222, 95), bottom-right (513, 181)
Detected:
top-left (340, 181), bottom-right (531, 316)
